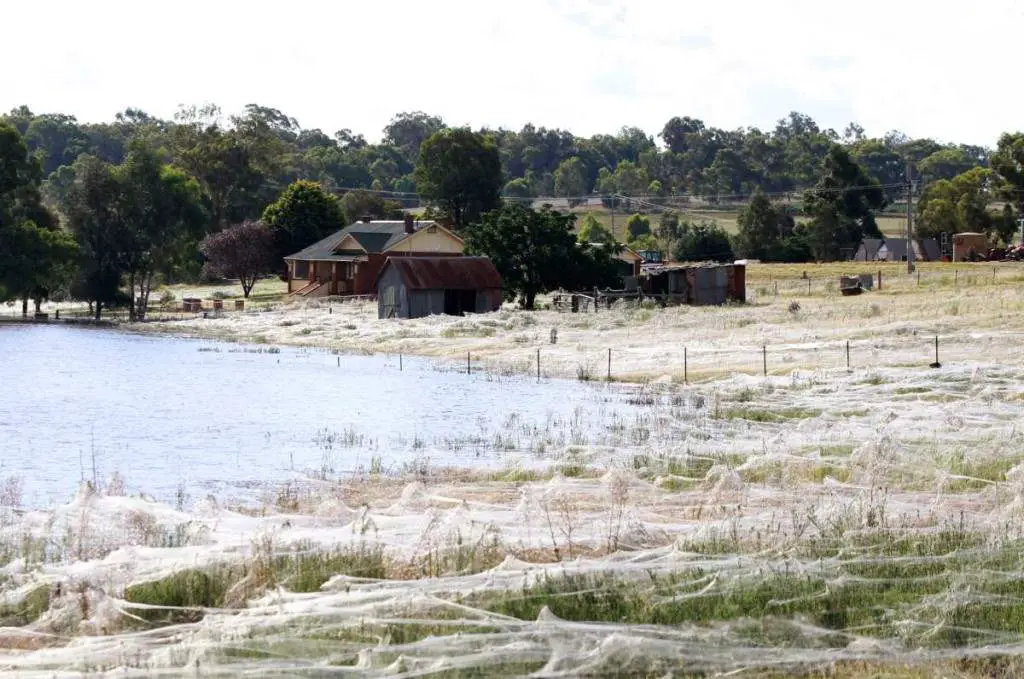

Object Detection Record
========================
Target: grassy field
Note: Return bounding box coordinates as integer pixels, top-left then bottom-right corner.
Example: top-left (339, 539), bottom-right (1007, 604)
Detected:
top-left (570, 203), bottom-right (909, 240)
top-left (5, 264), bottom-right (1024, 675)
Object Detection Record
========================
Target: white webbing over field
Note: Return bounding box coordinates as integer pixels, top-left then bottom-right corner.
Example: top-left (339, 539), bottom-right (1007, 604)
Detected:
top-left (3, 359), bottom-right (1024, 676)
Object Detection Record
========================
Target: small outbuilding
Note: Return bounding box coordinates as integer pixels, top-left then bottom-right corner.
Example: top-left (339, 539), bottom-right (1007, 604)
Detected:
top-left (640, 262), bottom-right (746, 305)
top-left (376, 256), bottom-right (503, 319)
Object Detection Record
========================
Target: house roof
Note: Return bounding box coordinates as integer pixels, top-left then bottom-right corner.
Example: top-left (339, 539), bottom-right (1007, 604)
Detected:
top-left (918, 238), bottom-right (941, 261)
top-left (284, 220), bottom-right (443, 261)
top-left (880, 238), bottom-right (911, 260)
top-left (858, 238), bottom-right (883, 260)
top-left (376, 256), bottom-right (502, 291)
top-left (584, 242), bottom-right (644, 262)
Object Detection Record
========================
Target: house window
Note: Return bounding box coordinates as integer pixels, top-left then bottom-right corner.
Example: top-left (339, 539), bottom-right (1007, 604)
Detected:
top-left (294, 261), bottom-right (309, 279)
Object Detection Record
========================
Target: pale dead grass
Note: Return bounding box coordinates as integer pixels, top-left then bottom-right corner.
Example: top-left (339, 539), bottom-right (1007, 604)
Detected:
top-left (136, 262), bottom-right (1024, 382)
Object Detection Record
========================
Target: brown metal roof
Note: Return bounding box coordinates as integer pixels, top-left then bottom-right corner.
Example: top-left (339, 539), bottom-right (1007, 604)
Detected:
top-left (378, 256), bottom-right (502, 291)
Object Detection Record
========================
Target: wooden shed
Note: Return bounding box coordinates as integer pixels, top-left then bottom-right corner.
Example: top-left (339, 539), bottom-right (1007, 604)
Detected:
top-left (640, 262), bottom-right (746, 305)
top-left (376, 256), bottom-right (503, 319)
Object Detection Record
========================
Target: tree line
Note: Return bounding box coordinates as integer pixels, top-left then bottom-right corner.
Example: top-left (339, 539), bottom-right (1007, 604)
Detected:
top-left (4, 103), bottom-right (1024, 315)
top-left (1, 105), bottom-right (996, 206)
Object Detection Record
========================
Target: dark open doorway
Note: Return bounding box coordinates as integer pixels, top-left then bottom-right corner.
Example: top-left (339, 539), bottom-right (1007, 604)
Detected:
top-left (444, 289), bottom-right (476, 316)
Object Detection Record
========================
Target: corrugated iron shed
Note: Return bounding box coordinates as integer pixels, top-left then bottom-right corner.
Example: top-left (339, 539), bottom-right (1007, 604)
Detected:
top-left (377, 256), bottom-right (502, 291)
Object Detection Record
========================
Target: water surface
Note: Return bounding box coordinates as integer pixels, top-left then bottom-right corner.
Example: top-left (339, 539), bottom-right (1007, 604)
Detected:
top-left (0, 325), bottom-right (636, 507)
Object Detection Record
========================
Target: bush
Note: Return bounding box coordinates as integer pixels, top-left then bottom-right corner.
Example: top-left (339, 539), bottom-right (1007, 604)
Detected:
top-left (626, 214), bottom-right (651, 241)
top-left (672, 221), bottom-right (734, 262)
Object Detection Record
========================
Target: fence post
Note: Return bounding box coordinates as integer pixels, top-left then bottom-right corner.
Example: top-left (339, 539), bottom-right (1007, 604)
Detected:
top-left (607, 347), bottom-right (612, 381)
top-left (684, 346), bottom-right (688, 385)
top-left (955, 270), bottom-right (958, 286)
top-left (878, 270), bottom-right (882, 290)
top-left (467, 351), bottom-right (471, 375)
top-left (536, 348), bottom-right (540, 382)
top-left (399, 353), bottom-right (403, 371)
top-left (846, 340), bottom-right (850, 369)
top-left (930, 336), bottom-right (941, 368)
top-left (762, 345), bottom-right (767, 377)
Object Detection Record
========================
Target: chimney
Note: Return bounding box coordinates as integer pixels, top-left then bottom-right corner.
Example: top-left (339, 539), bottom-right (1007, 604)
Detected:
top-left (404, 213), bottom-right (415, 234)
top-left (361, 215), bottom-right (373, 223)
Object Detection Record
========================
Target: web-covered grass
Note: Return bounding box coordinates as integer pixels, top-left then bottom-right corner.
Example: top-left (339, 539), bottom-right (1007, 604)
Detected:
top-left (3, 353), bottom-right (1024, 676)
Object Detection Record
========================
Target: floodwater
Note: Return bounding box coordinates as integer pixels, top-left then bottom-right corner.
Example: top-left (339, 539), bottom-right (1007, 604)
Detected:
top-left (0, 324), bottom-right (638, 507)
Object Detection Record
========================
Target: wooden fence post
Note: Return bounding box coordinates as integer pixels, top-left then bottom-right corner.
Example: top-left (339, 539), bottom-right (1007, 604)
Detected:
top-left (762, 345), bottom-right (767, 377)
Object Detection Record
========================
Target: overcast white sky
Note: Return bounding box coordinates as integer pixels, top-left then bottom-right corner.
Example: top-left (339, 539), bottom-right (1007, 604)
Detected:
top-left (2, 0), bottom-right (1021, 147)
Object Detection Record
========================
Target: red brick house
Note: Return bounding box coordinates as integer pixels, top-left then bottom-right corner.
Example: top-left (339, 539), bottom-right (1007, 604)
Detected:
top-left (284, 215), bottom-right (465, 297)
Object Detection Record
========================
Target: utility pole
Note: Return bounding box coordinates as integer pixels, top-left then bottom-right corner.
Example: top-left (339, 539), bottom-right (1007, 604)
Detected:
top-left (906, 162), bottom-right (915, 274)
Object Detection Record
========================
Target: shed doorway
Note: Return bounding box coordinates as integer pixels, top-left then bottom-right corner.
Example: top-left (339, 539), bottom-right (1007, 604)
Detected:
top-left (444, 289), bottom-right (476, 316)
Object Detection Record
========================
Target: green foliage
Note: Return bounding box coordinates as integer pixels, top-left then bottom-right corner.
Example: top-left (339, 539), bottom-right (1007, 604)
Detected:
top-left (338, 189), bottom-right (403, 225)
top-left (803, 145), bottom-right (886, 260)
top-left (465, 203), bottom-right (619, 309)
top-left (577, 214), bottom-right (613, 244)
top-left (415, 128), bottom-right (502, 228)
top-left (0, 123), bottom-right (77, 308)
top-left (553, 156), bottom-right (589, 197)
top-left (916, 167), bottom-right (1012, 243)
top-left (992, 132), bottom-right (1024, 214)
top-left (502, 178), bottom-right (532, 198)
top-left (672, 221), bottom-right (734, 262)
top-left (625, 213), bottom-right (651, 241)
top-left (262, 180), bottom-right (344, 266)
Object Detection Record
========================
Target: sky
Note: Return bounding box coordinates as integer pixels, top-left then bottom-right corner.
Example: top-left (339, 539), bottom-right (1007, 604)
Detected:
top-left (3, 0), bottom-right (1022, 148)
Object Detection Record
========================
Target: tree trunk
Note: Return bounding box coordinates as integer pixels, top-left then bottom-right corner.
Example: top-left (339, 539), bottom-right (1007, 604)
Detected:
top-left (137, 271), bottom-right (153, 321)
top-left (127, 271), bottom-right (137, 322)
top-left (94, 301), bottom-right (102, 321)
top-left (524, 290), bottom-right (536, 311)
top-left (21, 296), bottom-right (28, 316)
top-left (34, 297), bottom-right (42, 313)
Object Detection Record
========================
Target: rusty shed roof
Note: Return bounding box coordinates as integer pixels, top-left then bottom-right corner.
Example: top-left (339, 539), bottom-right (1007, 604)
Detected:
top-left (378, 256), bottom-right (502, 291)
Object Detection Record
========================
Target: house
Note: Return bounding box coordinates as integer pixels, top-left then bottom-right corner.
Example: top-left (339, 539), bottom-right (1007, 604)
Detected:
top-left (376, 256), bottom-right (503, 319)
top-left (877, 238), bottom-right (920, 262)
top-left (283, 215), bottom-right (464, 297)
top-left (854, 237), bottom-right (941, 262)
top-left (586, 242), bottom-right (644, 279)
top-left (854, 239), bottom-right (883, 261)
top-left (639, 262), bottom-right (746, 306)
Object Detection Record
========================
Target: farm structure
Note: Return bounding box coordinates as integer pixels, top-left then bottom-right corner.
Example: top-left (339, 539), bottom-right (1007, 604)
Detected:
top-left (639, 262), bottom-right (746, 305)
top-left (284, 215), bottom-right (465, 297)
top-left (854, 237), bottom-right (941, 262)
top-left (376, 256), bottom-right (503, 319)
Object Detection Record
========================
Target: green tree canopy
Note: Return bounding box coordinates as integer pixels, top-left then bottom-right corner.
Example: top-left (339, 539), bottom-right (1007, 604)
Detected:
top-left (672, 221), bottom-right (735, 263)
top-left (736, 190), bottom-right (783, 259)
top-left (262, 179), bottom-right (344, 268)
top-left (0, 123), bottom-right (76, 311)
top-left (415, 128), bottom-right (502, 229)
top-left (625, 213), bottom-right (651, 242)
top-left (802, 145), bottom-right (886, 260)
top-left (916, 167), bottom-right (1007, 242)
top-left (553, 156), bottom-right (589, 197)
top-left (464, 203), bottom-right (618, 309)
top-left (577, 214), bottom-right (614, 244)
